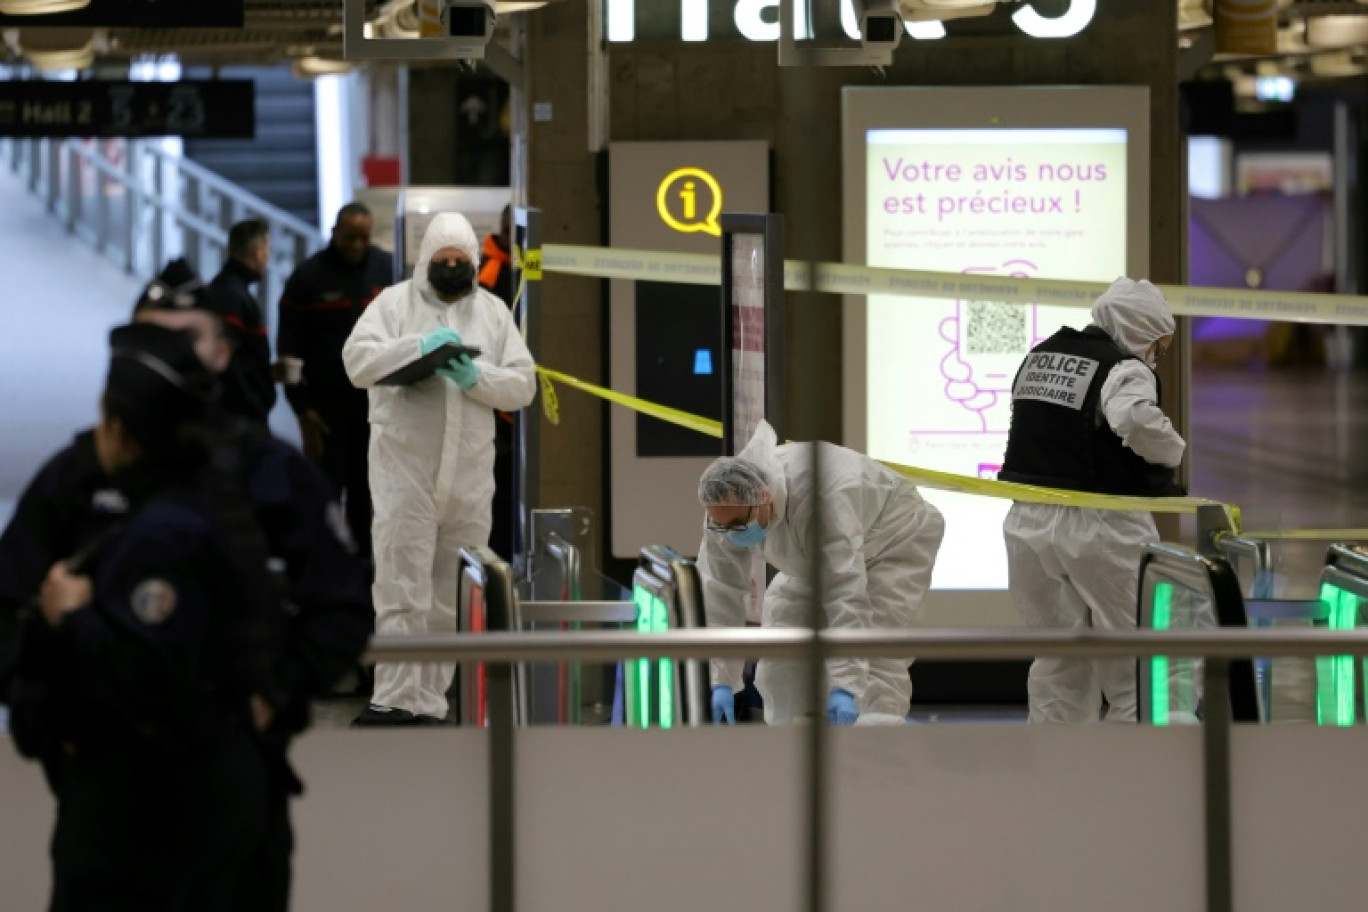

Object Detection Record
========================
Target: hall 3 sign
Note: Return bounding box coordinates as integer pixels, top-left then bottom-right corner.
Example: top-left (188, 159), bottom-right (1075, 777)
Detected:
top-left (607, 0), bottom-right (1097, 42)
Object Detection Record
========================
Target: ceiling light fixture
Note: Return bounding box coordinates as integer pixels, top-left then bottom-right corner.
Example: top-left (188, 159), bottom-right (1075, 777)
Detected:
top-left (0, 0), bottom-right (89, 13)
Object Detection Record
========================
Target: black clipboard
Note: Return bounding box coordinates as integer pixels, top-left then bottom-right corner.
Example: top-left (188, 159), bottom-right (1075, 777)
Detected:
top-left (377, 343), bottom-right (482, 386)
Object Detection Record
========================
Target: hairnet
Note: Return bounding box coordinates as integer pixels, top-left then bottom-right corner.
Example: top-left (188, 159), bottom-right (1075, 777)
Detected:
top-left (698, 456), bottom-right (770, 506)
top-left (1090, 278), bottom-right (1175, 359)
top-left (414, 212), bottom-right (480, 303)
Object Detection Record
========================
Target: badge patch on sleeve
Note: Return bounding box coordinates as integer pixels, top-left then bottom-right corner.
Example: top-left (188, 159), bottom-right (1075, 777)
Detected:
top-left (1011, 353), bottom-right (1100, 411)
top-left (131, 579), bottom-right (178, 625)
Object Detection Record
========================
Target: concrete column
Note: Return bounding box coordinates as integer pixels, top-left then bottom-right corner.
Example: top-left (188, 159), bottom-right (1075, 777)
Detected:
top-left (522, 3), bottom-right (607, 518)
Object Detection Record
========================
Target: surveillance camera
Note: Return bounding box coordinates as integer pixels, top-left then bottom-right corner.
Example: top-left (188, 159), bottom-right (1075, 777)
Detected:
top-left (440, 0), bottom-right (495, 41)
top-left (857, 0), bottom-right (902, 50)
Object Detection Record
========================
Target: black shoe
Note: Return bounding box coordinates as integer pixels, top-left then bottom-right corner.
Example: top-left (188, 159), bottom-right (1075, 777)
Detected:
top-left (351, 705), bottom-right (418, 727)
top-left (412, 714), bottom-right (447, 726)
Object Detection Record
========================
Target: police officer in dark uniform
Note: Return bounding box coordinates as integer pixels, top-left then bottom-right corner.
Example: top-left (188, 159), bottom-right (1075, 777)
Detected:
top-left (210, 220), bottom-right (277, 427)
top-left (276, 203), bottom-right (394, 560)
top-left (10, 322), bottom-right (276, 912)
top-left (0, 261), bottom-right (373, 912)
top-left (477, 205), bottom-right (520, 562)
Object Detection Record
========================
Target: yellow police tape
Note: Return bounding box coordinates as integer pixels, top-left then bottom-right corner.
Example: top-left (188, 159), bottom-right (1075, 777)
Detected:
top-left (537, 243), bottom-right (1368, 328)
top-left (533, 366), bottom-right (1240, 524)
top-left (1241, 530), bottom-right (1368, 542)
top-left (536, 367), bottom-right (725, 439)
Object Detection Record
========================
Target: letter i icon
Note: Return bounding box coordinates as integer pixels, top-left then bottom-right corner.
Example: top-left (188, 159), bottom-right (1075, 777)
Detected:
top-left (681, 181), bottom-right (697, 220)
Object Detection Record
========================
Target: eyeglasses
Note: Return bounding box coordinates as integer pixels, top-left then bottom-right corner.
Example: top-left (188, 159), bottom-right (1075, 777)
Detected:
top-left (705, 505), bottom-right (760, 534)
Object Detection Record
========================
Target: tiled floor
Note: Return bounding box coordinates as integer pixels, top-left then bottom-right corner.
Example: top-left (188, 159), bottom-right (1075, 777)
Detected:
top-left (1190, 367), bottom-right (1368, 541)
top-left (1186, 367), bottom-right (1368, 722)
top-left (0, 170), bottom-right (141, 526)
top-left (0, 167), bottom-right (302, 532)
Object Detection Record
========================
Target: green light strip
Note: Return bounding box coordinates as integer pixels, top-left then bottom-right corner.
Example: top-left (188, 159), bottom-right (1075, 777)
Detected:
top-left (653, 596), bottom-right (674, 730)
top-left (1316, 583), bottom-right (1361, 727)
top-left (1151, 582), bottom-right (1174, 727)
top-left (633, 585), bottom-right (653, 728)
top-left (630, 585), bottom-right (679, 729)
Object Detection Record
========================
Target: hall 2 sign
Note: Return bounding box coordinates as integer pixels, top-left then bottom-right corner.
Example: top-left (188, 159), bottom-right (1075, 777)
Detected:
top-left (607, 0), bottom-right (1097, 42)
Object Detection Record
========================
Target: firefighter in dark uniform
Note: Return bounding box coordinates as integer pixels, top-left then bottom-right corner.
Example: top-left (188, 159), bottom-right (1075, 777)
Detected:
top-left (10, 323), bottom-right (277, 912)
top-left (276, 203), bottom-right (394, 561)
top-left (999, 278), bottom-right (1186, 724)
top-left (477, 204), bottom-right (521, 562)
top-left (0, 262), bottom-right (373, 912)
top-left (210, 220), bottom-right (277, 427)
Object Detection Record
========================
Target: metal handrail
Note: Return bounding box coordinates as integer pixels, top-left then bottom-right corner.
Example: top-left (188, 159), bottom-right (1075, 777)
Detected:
top-left (1325, 544), bottom-right (1368, 602)
top-left (363, 627), bottom-right (1368, 664)
top-left (1214, 533), bottom-right (1271, 571)
top-left (140, 143), bottom-right (319, 238)
top-left (518, 600), bottom-right (636, 624)
top-left (456, 546), bottom-right (518, 912)
top-left (2, 136), bottom-right (324, 330)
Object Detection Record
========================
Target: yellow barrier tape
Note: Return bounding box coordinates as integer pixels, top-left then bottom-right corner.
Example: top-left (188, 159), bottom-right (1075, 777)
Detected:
top-left (510, 252), bottom-right (529, 339)
top-left (538, 370), bottom-right (560, 426)
top-left (535, 367), bottom-right (724, 440)
top-left (535, 365), bottom-right (1237, 521)
top-left (1241, 529), bottom-right (1368, 541)
top-left (539, 243), bottom-right (1368, 328)
top-left (879, 460), bottom-right (1232, 519)
top-left (514, 245), bottom-right (543, 280)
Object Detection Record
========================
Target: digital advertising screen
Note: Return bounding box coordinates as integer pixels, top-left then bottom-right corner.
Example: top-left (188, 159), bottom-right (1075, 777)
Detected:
top-left (843, 88), bottom-right (1150, 618)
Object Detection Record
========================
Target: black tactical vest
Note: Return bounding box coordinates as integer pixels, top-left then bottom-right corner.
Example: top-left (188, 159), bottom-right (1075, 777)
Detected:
top-left (999, 326), bottom-right (1180, 497)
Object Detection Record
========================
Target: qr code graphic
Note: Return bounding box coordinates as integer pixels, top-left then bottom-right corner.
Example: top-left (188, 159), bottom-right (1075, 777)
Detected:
top-left (965, 300), bottom-right (1027, 355)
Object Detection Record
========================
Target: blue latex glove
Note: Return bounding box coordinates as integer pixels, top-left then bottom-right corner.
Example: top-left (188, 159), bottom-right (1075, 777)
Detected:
top-left (439, 354), bottom-right (480, 390)
top-left (711, 685), bottom-right (735, 724)
top-left (419, 327), bottom-right (462, 356)
top-left (827, 688), bottom-right (857, 726)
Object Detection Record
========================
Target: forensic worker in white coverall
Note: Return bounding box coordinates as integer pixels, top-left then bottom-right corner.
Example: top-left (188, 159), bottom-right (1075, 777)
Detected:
top-left (343, 213), bottom-right (536, 725)
top-left (698, 421), bottom-right (945, 726)
top-left (999, 278), bottom-right (1186, 724)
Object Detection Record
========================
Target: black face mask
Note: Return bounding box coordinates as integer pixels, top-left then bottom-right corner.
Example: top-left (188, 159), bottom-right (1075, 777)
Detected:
top-left (428, 260), bottom-right (476, 298)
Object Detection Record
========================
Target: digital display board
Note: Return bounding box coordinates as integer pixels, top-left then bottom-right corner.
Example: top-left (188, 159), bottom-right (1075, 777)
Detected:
top-left (843, 87), bottom-right (1150, 618)
top-left (0, 80), bottom-right (254, 139)
top-left (0, 0), bottom-right (243, 27)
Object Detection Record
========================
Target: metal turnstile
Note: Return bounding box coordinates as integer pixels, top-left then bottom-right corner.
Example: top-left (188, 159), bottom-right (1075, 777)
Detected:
top-left (457, 540), bottom-right (707, 728)
top-left (624, 545), bottom-right (709, 729)
top-left (1216, 534), bottom-right (1326, 722)
top-left (1312, 544), bottom-right (1368, 725)
top-left (1138, 543), bottom-right (1261, 725)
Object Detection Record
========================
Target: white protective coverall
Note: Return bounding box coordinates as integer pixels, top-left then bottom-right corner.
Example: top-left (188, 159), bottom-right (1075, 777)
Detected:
top-left (698, 422), bottom-right (945, 725)
top-left (1004, 278), bottom-right (1186, 724)
top-left (343, 213), bottom-right (536, 718)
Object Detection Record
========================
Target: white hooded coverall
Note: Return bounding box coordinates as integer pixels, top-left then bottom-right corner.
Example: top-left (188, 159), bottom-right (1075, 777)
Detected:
top-left (698, 422), bottom-right (945, 725)
top-left (1004, 278), bottom-right (1186, 724)
top-left (343, 213), bottom-right (536, 718)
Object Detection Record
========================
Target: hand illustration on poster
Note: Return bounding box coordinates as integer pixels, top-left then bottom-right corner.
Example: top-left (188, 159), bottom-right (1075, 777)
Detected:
top-left (937, 259), bottom-right (1040, 432)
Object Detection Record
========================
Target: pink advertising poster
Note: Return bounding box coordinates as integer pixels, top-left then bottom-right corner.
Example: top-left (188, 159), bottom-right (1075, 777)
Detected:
top-left (863, 128), bottom-right (1130, 589)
